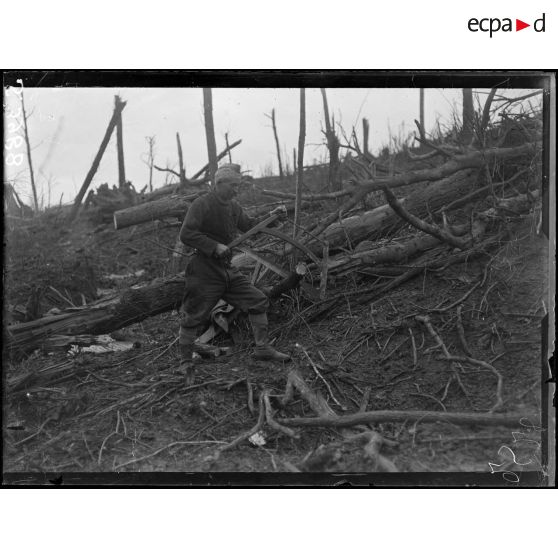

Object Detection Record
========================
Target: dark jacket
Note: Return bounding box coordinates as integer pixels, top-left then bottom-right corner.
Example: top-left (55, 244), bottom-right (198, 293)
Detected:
top-left (179, 192), bottom-right (255, 257)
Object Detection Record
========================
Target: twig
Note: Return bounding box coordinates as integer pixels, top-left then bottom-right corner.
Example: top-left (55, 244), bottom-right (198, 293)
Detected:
top-left (412, 131), bottom-right (454, 157)
top-left (408, 328), bottom-right (417, 367)
top-left (143, 237), bottom-right (185, 256)
top-left (98, 431), bottom-right (118, 467)
top-left (320, 241), bottom-right (329, 300)
top-left (444, 355), bottom-right (504, 412)
top-left (115, 440), bottom-right (223, 470)
top-left (359, 387), bottom-right (372, 413)
top-left (82, 431), bottom-right (96, 462)
top-left (415, 314), bottom-right (468, 397)
top-left (153, 164), bottom-right (180, 177)
top-left (146, 337), bottom-right (179, 365)
top-left (88, 372), bottom-right (145, 389)
top-left (186, 406), bottom-right (246, 441)
top-left (297, 344), bottom-right (345, 409)
top-left (340, 332), bottom-right (374, 363)
top-left (380, 338), bottom-right (408, 363)
top-left (263, 390), bottom-right (298, 438)
top-left (455, 305), bottom-right (472, 356)
top-left (98, 412), bottom-right (121, 466)
top-left (430, 281), bottom-right (481, 313)
top-left (246, 379), bottom-right (255, 415)
top-left (213, 392), bottom-right (266, 455)
top-left (13, 418), bottom-right (53, 447)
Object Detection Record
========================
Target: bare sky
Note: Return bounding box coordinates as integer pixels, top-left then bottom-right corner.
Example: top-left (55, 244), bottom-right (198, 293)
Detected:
top-left (3, 87), bottom-right (514, 206)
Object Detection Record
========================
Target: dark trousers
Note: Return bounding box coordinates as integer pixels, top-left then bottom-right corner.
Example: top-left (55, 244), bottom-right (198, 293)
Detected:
top-left (179, 254), bottom-right (268, 335)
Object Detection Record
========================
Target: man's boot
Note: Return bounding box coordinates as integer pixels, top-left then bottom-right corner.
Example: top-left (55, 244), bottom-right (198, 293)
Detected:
top-left (178, 326), bottom-right (199, 385)
top-left (249, 313), bottom-right (290, 362)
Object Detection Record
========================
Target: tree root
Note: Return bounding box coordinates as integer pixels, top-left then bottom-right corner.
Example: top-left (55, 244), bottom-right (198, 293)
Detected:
top-left (278, 410), bottom-right (525, 428)
top-left (415, 314), bottom-right (469, 399)
top-left (416, 313), bottom-right (504, 412)
top-left (444, 355), bottom-right (504, 412)
top-left (281, 367), bottom-right (398, 472)
top-left (212, 391), bottom-right (266, 457)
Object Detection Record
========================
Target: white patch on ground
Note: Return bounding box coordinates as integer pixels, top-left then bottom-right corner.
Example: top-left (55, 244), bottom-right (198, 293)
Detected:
top-left (68, 334), bottom-right (135, 356)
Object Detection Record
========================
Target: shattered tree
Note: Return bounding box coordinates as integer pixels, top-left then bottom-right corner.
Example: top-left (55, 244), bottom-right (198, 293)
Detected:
top-left (8, 125), bottom-right (542, 353)
top-left (4, 90), bottom-right (547, 474)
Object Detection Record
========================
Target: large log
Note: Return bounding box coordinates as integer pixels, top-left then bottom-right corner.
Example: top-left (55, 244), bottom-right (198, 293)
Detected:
top-left (7, 274), bottom-right (186, 355)
top-left (7, 263), bottom-right (308, 355)
top-left (319, 169), bottom-right (478, 251)
top-left (321, 188), bottom-right (536, 284)
top-left (309, 140), bottom-right (540, 239)
top-left (140, 179), bottom-right (207, 203)
top-left (328, 233), bottom-right (445, 274)
top-left (113, 193), bottom-right (195, 229)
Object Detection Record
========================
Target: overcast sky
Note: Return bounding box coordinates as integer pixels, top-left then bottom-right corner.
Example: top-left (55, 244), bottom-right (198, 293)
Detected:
top-left (3, 87), bottom-right (533, 207)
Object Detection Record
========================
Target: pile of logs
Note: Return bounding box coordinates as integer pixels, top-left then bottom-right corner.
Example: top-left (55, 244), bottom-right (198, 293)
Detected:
top-left (6, 108), bottom-right (543, 357)
top-left (84, 182), bottom-right (141, 223)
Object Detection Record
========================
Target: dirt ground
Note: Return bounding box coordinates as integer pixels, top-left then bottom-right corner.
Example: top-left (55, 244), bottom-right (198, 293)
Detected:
top-left (2, 203), bottom-right (550, 482)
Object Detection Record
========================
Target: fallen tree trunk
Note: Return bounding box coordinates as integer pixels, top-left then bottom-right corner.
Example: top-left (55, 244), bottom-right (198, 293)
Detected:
top-left (356, 141), bottom-right (540, 196)
top-left (7, 264), bottom-right (310, 355)
top-left (326, 188), bottom-right (537, 270)
top-left (262, 188), bottom-right (354, 201)
top-left (309, 140), bottom-right (540, 241)
top-left (113, 193), bottom-right (196, 229)
top-left (328, 233), bottom-right (445, 273)
top-left (279, 410), bottom-right (527, 428)
top-left (314, 169), bottom-right (477, 252)
top-left (139, 179), bottom-right (207, 203)
top-left (7, 274), bottom-right (187, 355)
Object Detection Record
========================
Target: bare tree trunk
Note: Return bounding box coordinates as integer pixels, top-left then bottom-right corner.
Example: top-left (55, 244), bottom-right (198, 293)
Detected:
top-left (480, 87), bottom-right (498, 145)
top-left (294, 89), bottom-right (306, 237)
top-left (293, 148), bottom-right (297, 175)
top-left (320, 88), bottom-right (341, 191)
top-left (7, 268), bottom-right (307, 356)
top-left (362, 117), bottom-right (370, 156)
top-left (270, 108), bottom-right (284, 178)
top-left (462, 88), bottom-right (474, 145)
top-left (190, 139), bottom-right (242, 181)
top-left (115, 95), bottom-right (126, 189)
top-left (225, 132), bottom-right (232, 163)
top-left (203, 88), bottom-right (218, 185)
top-left (419, 88), bottom-right (426, 141)
top-left (20, 89), bottom-right (38, 212)
top-left (70, 97), bottom-right (126, 221)
top-left (176, 132), bottom-right (187, 187)
top-left (146, 136), bottom-right (155, 193)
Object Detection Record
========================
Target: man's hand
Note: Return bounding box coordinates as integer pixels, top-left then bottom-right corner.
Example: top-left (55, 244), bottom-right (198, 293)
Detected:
top-left (213, 243), bottom-right (231, 259)
top-left (270, 205), bottom-right (288, 216)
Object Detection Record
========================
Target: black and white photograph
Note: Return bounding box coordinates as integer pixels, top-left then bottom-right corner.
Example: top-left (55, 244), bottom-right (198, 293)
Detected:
top-left (2, 71), bottom-right (555, 485)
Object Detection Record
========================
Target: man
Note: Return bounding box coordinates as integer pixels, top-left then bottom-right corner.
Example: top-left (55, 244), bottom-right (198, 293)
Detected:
top-left (178, 163), bottom-right (290, 381)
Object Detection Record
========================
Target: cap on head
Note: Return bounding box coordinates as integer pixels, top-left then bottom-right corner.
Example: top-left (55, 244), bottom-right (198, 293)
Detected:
top-left (214, 164), bottom-right (242, 185)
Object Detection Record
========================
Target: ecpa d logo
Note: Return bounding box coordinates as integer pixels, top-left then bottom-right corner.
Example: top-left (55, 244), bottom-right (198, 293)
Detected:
top-left (468, 13), bottom-right (546, 37)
